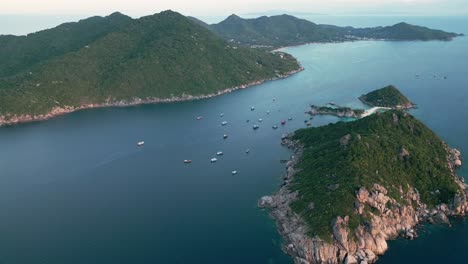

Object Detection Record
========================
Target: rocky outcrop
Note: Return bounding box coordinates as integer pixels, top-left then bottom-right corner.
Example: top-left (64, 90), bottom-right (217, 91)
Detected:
top-left (0, 67), bottom-right (304, 127)
top-left (259, 136), bottom-right (467, 264)
top-left (308, 105), bottom-right (362, 118)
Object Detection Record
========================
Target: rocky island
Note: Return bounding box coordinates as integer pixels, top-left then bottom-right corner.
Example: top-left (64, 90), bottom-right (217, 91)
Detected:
top-left (260, 109), bottom-right (466, 264)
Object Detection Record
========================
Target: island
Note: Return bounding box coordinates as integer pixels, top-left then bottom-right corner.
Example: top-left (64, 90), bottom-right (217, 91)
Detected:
top-left (307, 85), bottom-right (414, 120)
top-left (260, 109), bottom-right (466, 264)
top-left (207, 14), bottom-right (463, 49)
top-left (359, 85), bottom-right (415, 109)
top-left (0, 10), bottom-right (301, 126)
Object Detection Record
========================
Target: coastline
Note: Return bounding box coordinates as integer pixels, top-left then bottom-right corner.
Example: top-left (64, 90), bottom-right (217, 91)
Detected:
top-left (0, 67), bottom-right (304, 127)
top-left (259, 134), bottom-right (467, 264)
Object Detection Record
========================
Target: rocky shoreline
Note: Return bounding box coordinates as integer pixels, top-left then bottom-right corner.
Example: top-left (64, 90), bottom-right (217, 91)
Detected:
top-left (0, 67), bottom-right (304, 127)
top-left (259, 134), bottom-right (467, 264)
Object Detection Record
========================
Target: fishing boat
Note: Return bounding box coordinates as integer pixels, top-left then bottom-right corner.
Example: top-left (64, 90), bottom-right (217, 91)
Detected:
top-left (223, 134), bottom-right (228, 139)
top-left (281, 121), bottom-right (286, 125)
top-left (137, 141), bottom-right (145, 146)
top-left (196, 116), bottom-right (203, 120)
top-left (272, 125), bottom-right (278, 129)
top-left (231, 171), bottom-right (238, 175)
top-left (184, 160), bottom-right (192, 163)
top-left (217, 151), bottom-right (223, 156)
top-left (253, 125), bottom-right (259, 130)
top-left (221, 121), bottom-right (228, 126)
top-left (210, 158), bottom-right (217, 163)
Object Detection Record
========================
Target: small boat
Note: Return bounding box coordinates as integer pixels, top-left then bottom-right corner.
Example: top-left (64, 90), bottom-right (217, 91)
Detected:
top-left (272, 125), bottom-right (278, 129)
top-left (251, 106), bottom-right (255, 111)
top-left (281, 121), bottom-right (286, 125)
top-left (217, 151), bottom-right (223, 156)
top-left (267, 110), bottom-right (270, 114)
top-left (137, 141), bottom-right (145, 146)
top-left (304, 120), bottom-right (308, 123)
top-left (223, 134), bottom-right (228, 139)
top-left (245, 149), bottom-right (250, 154)
top-left (246, 119), bottom-right (250, 123)
top-left (253, 125), bottom-right (260, 130)
top-left (184, 160), bottom-right (192, 163)
top-left (288, 117), bottom-right (293, 120)
top-left (221, 121), bottom-right (228, 126)
top-left (196, 116), bottom-right (203, 120)
top-left (232, 170), bottom-right (238, 175)
top-left (210, 158), bottom-right (217, 163)
top-left (306, 122), bottom-right (312, 126)
top-left (220, 113), bottom-right (224, 117)
top-left (258, 118), bottom-right (263, 122)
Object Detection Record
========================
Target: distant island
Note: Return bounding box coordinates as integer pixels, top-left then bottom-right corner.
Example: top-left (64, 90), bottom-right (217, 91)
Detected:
top-left (359, 85), bottom-right (414, 109)
top-left (204, 14), bottom-right (463, 48)
top-left (260, 108), bottom-right (466, 263)
top-left (0, 11), bottom-right (301, 126)
top-left (308, 85), bottom-right (414, 119)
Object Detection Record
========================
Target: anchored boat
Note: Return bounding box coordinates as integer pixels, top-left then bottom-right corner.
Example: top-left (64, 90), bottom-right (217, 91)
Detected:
top-left (137, 141), bottom-right (145, 146)
top-left (210, 158), bottom-right (217, 163)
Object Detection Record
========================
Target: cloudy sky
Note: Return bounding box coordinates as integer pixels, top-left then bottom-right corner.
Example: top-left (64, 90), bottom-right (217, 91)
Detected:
top-left (2, 0), bottom-right (468, 16)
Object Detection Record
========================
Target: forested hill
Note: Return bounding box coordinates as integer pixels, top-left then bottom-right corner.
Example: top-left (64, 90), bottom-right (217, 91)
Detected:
top-left (0, 10), bottom-right (300, 120)
top-left (209, 14), bottom-right (462, 48)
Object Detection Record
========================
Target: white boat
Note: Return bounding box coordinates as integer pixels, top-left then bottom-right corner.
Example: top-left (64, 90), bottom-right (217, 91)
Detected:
top-left (253, 125), bottom-right (259, 130)
top-left (251, 106), bottom-right (255, 111)
top-left (217, 151), bottom-right (223, 156)
top-left (223, 134), bottom-right (228, 139)
top-left (288, 117), bottom-right (293, 120)
top-left (196, 116), bottom-right (203, 120)
top-left (184, 160), bottom-right (192, 163)
top-left (258, 118), bottom-right (263, 122)
top-left (272, 125), bottom-right (278, 129)
top-left (232, 170), bottom-right (238, 175)
top-left (220, 113), bottom-right (224, 117)
top-left (137, 141), bottom-right (145, 146)
top-left (210, 158), bottom-right (218, 163)
top-left (221, 121), bottom-right (228, 126)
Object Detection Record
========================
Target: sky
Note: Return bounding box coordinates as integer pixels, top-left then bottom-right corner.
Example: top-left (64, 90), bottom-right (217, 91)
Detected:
top-left (2, 0), bottom-right (468, 17)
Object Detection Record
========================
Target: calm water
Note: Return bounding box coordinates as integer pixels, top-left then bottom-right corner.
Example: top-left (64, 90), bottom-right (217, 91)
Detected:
top-left (0, 16), bottom-right (468, 263)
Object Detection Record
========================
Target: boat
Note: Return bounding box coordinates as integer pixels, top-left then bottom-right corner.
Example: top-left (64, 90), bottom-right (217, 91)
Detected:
top-left (221, 121), bottom-right (228, 126)
top-left (231, 170), bottom-right (238, 175)
top-left (251, 106), bottom-right (255, 111)
top-left (223, 134), bottom-right (228, 139)
top-left (253, 125), bottom-right (259, 130)
top-left (245, 149), bottom-right (250, 154)
top-left (258, 118), bottom-right (263, 122)
top-left (306, 122), bottom-right (312, 126)
top-left (281, 121), bottom-right (286, 125)
top-left (272, 125), bottom-right (278, 129)
top-left (217, 151), bottom-right (223, 156)
top-left (137, 141), bottom-right (145, 146)
top-left (267, 110), bottom-right (270, 114)
top-left (184, 160), bottom-right (192, 163)
top-left (246, 119), bottom-right (250, 123)
top-left (210, 158), bottom-right (217, 163)
top-left (304, 120), bottom-right (308, 123)
top-left (288, 117), bottom-right (293, 120)
top-left (196, 116), bottom-right (203, 120)
top-left (220, 113), bottom-right (224, 117)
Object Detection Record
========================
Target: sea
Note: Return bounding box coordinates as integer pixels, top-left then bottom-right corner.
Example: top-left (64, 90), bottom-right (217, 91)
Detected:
top-left (0, 14), bottom-right (467, 263)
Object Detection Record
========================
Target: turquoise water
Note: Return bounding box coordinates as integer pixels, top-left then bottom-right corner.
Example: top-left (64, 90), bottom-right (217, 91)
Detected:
top-left (0, 16), bottom-right (468, 263)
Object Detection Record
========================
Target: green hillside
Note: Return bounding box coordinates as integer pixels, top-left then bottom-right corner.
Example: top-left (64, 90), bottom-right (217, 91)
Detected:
top-left (0, 11), bottom-right (300, 118)
top-left (359, 85), bottom-right (413, 108)
top-left (290, 111), bottom-right (460, 239)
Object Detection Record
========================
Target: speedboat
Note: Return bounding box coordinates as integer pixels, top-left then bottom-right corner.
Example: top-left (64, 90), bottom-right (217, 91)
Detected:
top-left (196, 116), bottom-right (203, 120)
top-left (210, 158), bottom-right (217, 163)
top-left (217, 151), bottom-right (223, 156)
top-left (137, 141), bottom-right (145, 146)
top-left (221, 121), bottom-right (228, 126)
top-left (184, 160), bottom-right (192, 163)
top-left (232, 171), bottom-right (238, 175)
